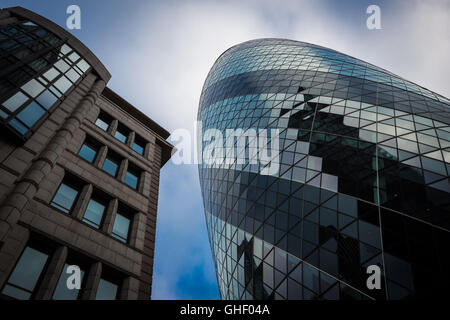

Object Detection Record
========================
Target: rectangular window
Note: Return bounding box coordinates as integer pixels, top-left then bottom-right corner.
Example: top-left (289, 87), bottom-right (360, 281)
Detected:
top-left (132, 136), bottom-right (145, 155)
top-left (95, 278), bottom-right (118, 300)
top-left (112, 212), bottom-right (131, 243)
top-left (124, 168), bottom-right (139, 190)
top-left (51, 181), bottom-right (79, 214)
top-left (95, 112), bottom-right (111, 131)
top-left (82, 198), bottom-right (106, 229)
top-left (78, 140), bottom-right (98, 163)
top-left (102, 157), bottom-right (119, 177)
top-left (114, 127), bottom-right (128, 144)
top-left (1, 246), bottom-right (49, 300)
top-left (52, 263), bottom-right (85, 300)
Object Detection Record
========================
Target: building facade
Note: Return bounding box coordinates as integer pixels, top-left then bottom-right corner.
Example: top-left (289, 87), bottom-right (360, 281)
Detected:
top-left (198, 39), bottom-right (450, 300)
top-left (0, 7), bottom-right (173, 300)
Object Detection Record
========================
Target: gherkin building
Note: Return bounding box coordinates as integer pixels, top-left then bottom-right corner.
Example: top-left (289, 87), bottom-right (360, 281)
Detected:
top-left (197, 39), bottom-right (450, 300)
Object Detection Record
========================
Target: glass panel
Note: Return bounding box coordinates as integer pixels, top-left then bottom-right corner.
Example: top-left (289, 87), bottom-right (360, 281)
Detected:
top-left (43, 67), bottom-right (60, 81)
top-left (54, 59), bottom-right (70, 73)
top-left (112, 213), bottom-right (131, 243)
top-left (1, 247), bottom-right (48, 300)
top-left (9, 119), bottom-right (28, 134)
top-left (77, 59), bottom-right (90, 73)
top-left (65, 69), bottom-right (81, 83)
top-left (114, 130), bottom-right (127, 143)
top-left (2, 91), bottom-right (28, 112)
top-left (16, 101), bottom-right (46, 128)
top-left (95, 118), bottom-right (109, 131)
top-left (36, 90), bottom-right (58, 110)
top-left (102, 158), bottom-right (118, 177)
top-left (53, 76), bottom-right (72, 94)
top-left (78, 143), bottom-right (97, 163)
top-left (95, 279), bottom-right (118, 300)
top-left (132, 142), bottom-right (144, 155)
top-left (52, 264), bottom-right (85, 300)
top-left (51, 183), bottom-right (79, 214)
top-left (82, 199), bottom-right (105, 229)
top-left (21, 79), bottom-right (45, 98)
top-left (125, 171), bottom-right (138, 189)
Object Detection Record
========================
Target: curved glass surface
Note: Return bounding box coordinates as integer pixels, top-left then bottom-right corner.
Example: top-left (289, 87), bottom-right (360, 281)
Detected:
top-left (198, 39), bottom-right (450, 300)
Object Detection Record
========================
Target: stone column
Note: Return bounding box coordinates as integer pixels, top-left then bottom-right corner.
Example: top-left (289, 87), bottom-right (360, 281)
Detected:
top-left (102, 198), bottom-right (118, 234)
top-left (81, 261), bottom-right (102, 300)
top-left (94, 146), bottom-right (108, 168)
top-left (108, 119), bottom-right (118, 136)
top-left (119, 277), bottom-right (139, 300)
top-left (34, 246), bottom-right (68, 300)
top-left (127, 132), bottom-right (135, 149)
top-left (117, 158), bottom-right (129, 183)
top-left (72, 184), bottom-right (93, 220)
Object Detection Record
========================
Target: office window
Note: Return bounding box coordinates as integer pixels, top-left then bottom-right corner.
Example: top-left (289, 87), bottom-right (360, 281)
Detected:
top-left (1, 246), bottom-right (49, 300)
top-left (132, 137), bottom-right (145, 155)
top-left (124, 168), bottom-right (139, 190)
top-left (114, 126), bottom-right (128, 144)
top-left (82, 198), bottom-right (106, 229)
top-left (51, 181), bottom-right (79, 214)
top-left (95, 113), bottom-right (111, 131)
top-left (112, 212), bottom-right (131, 243)
top-left (95, 278), bottom-right (118, 300)
top-left (52, 263), bottom-right (85, 300)
top-left (78, 140), bottom-right (98, 163)
top-left (102, 156), bottom-right (119, 177)
top-left (0, 37), bottom-right (90, 138)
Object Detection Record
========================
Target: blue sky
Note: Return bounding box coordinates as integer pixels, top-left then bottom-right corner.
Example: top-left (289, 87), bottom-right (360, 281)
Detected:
top-left (2, 0), bottom-right (449, 299)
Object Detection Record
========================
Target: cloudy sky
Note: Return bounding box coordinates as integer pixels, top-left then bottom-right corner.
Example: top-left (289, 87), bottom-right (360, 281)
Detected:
top-left (3, 0), bottom-right (449, 299)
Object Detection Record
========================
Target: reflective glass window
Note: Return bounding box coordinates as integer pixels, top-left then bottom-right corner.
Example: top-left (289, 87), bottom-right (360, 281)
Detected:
top-left (51, 182), bottom-right (79, 214)
top-left (1, 247), bottom-right (48, 300)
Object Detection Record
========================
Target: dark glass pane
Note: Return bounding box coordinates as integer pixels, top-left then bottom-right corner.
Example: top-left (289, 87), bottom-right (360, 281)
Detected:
top-left (52, 264), bottom-right (85, 300)
top-left (1, 247), bottom-right (48, 300)
top-left (78, 144), bottom-right (97, 163)
top-left (16, 101), bottom-right (46, 128)
top-left (114, 130), bottom-right (127, 143)
top-left (95, 118), bottom-right (109, 131)
top-left (51, 183), bottom-right (79, 214)
top-left (53, 76), bottom-right (72, 94)
top-left (132, 142), bottom-right (144, 155)
top-left (112, 213), bottom-right (131, 243)
top-left (9, 119), bottom-right (28, 134)
top-left (95, 279), bottom-right (118, 300)
top-left (82, 199), bottom-right (105, 229)
top-left (125, 171), bottom-right (138, 189)
top-left (2, 91), bottom-right (28, 112)
top-left (102, 158), bottom-right (118, 177)
top-left (36, 90), bottom-right (58, 110)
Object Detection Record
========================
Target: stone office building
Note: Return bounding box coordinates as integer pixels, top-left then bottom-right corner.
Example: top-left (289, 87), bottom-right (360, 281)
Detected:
top-left (0, 7), bottom-right (173, 300)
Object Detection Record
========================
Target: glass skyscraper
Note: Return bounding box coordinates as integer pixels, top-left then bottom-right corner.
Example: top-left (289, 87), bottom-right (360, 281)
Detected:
top-left (198, 39), bottom-right (450, 300)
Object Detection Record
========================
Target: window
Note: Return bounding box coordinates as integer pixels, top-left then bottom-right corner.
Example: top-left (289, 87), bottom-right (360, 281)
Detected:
top-left (112, 211), bottom-right (131, 243)
top-left (1, 246), bottom-right (49, 300)
top-left (124, 168), bottom-right (139, 190)
top-left (132, 136), bottom-right (145, 155)
top-left (95, 278), bottom-right (118, 300)
top-left (102, 156), bottom-right (119, 177)
top-left (51, 181), bottom-right (79, 214)
top-left (114, 125), bottom-right (129, 144)
top-left (0, 37), bottom-right (90, 138)
top-left (78, 140), bottom-right (98, 163)
top-left (52, 263), bottom-right (85, 300)
top-left (82, 198), bottom-right (106, 229)
top-left (95, 112), bottom-right (111, 131)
